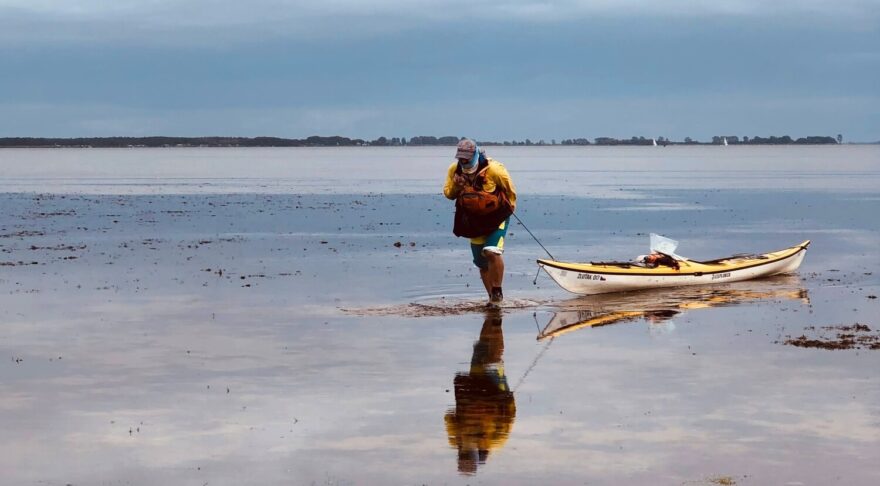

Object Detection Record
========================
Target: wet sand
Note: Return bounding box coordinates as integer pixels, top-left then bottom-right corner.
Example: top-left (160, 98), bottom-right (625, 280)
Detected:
top-left (1, 147), bottom-right (879, 485)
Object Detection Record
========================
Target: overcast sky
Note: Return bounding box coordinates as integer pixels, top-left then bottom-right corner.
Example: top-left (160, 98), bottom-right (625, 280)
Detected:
top-left (1, 0), bottom-right (877, 141)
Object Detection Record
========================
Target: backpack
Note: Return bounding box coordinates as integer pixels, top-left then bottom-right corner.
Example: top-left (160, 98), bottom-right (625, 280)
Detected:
top-left (453, 162), bottom-right (513, 238)
top-left (458, 179), bottom-right (508, 215)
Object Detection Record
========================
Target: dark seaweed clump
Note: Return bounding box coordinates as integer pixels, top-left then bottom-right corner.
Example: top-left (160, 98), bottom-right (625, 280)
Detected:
top-left (785, 324), bottom-right (879, 350)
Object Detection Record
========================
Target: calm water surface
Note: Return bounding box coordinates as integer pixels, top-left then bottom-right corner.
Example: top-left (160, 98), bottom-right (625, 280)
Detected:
top-left (2, 145), bottom-right (878, 195)
top-left (0, 146), bottom-right (878, 485)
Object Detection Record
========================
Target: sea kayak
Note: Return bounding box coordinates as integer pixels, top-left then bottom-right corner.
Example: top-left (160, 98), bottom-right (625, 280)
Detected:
top-left (538, 240), bottom-right (810, 295)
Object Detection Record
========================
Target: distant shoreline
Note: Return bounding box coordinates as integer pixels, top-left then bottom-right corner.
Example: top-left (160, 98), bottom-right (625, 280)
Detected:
top-left (2, 144), bottom-right (872, 149)
top-left (0, 135), bottom-right (866, 148)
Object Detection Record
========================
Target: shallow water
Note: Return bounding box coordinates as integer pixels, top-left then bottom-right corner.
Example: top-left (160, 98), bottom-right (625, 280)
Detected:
top-left (2, 145), bottom-right (878, 195)
top-left (0, 146), bottom-right (878, 485)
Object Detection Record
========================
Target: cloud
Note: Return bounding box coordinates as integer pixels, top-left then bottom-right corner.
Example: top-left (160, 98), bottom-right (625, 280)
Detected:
top-left (1, 0), bottom-right (877, 46)
top-left (1, 1), bottom-right (876, 138)
top-left (5, 0), bottom-right (877, 20)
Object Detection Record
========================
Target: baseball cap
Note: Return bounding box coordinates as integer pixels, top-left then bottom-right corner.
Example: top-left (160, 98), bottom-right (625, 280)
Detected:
top-left (455, 138), bottom-right (477, 160)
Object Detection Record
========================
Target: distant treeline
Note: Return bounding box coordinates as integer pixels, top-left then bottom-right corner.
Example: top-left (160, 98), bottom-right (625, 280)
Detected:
top-left (0, 134), bottom-right (848, 148)
top-left (0, 136), bottom-right (366, 148)
top-left (561, 135), bottom-right (842, 146)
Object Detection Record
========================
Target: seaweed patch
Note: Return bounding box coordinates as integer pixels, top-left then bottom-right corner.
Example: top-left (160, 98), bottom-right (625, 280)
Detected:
top-left (783, 323), bottom-right (879, 350)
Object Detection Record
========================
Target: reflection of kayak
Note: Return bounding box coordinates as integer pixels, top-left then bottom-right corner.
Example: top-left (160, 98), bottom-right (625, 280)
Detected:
top-left (538, 240), bottom-right (810, 295)
top-left (539, 278), bottom-right (810, 340)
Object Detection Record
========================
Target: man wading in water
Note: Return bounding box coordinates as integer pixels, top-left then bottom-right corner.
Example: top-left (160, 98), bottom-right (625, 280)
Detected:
top-left (444, 139), bottom-right (517, 308)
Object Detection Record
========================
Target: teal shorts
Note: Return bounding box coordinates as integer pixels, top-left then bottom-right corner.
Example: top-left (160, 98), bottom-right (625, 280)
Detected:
top-left (470, 217), bottom-right (509, 270)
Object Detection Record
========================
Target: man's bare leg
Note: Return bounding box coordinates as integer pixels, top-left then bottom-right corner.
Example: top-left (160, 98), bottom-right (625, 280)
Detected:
top-left (479, 268), bottom-right (492, 296)
top-left (484, 251), bottom-right (504, 294)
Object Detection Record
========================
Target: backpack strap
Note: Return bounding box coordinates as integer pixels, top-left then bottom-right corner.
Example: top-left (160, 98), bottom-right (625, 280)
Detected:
top-left (456, 158), bottom-right (491, 189)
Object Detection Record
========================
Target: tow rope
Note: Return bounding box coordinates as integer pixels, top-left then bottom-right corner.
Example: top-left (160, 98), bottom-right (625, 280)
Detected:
top-left (511, 212), bottom-right (555, 261)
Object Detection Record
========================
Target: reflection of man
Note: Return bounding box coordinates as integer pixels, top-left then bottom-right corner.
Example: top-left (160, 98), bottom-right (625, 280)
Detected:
top-left (444, 315), bottom-right (516, 475)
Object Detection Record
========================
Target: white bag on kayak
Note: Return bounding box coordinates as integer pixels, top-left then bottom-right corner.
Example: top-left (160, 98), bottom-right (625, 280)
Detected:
top-left (650, 233), bottom-right (686, 260)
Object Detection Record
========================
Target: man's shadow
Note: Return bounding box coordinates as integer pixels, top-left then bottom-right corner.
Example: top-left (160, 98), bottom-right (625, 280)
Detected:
top-left (444, 313), bottom-right (517, 475)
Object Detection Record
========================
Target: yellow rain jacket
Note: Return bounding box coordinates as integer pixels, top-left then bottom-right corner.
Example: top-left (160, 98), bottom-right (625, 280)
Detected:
top-left (443, 158), bottom-right (517, 209)
top-left (444, 158), bottom-right (517, 241)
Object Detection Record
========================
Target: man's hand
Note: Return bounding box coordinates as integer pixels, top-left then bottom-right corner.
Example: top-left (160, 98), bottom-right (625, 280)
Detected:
top-left (452, 174), bottom-right (467, 187)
